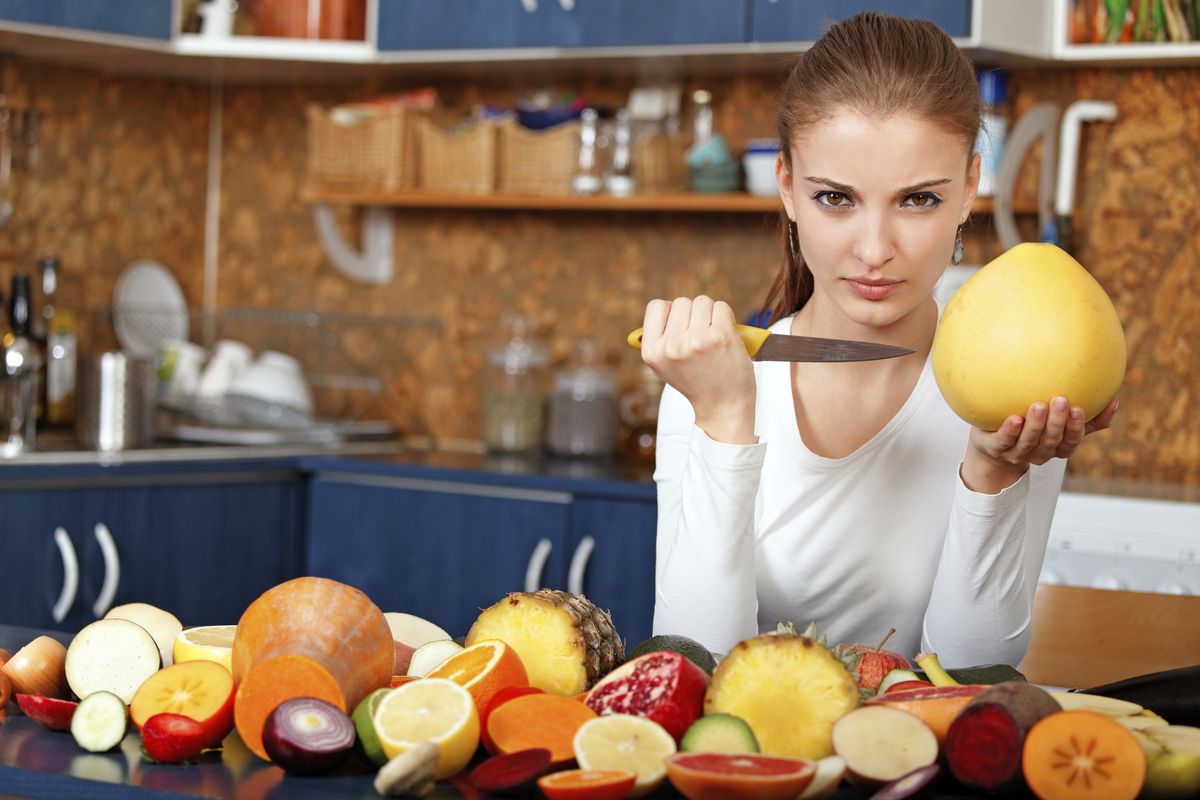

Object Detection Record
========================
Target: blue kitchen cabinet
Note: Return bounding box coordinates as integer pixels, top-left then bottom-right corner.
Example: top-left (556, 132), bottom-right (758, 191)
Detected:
top-left (376, 0), bottom-right (557, 51)
top-left (0, 473), bottom-right (302, 633)
top-left (0, 489), bottom-right (92, 631)
top-left (306, 474), bottom-right (573, 637)
top-left (0, 0), bottom-right (174, 40)
top-left (569, 496), bottom-right (657, 647)
top-left (749, 0), bottom-right (972, 42)
top-left (377, 0), bottom-right (749, 51)
top-left (79, 479), bottom-right (303, 627)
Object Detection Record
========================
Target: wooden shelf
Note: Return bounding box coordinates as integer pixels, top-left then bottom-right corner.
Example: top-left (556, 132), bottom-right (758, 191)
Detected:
top-left (304, 188), bottom-right (1039, 216)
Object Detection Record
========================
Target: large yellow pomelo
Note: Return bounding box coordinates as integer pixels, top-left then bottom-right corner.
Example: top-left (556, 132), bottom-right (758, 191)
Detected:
top-left (932, 243), bottom-right (1126, 431)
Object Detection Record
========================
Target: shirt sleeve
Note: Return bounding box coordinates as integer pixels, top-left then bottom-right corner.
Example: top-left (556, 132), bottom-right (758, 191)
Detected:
top-left (921, 458), bottom-right (1066, 667)
top-left (651, 383), bottom-right (765, 654)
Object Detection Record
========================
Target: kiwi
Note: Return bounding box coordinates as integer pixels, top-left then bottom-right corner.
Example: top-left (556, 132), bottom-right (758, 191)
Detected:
top-left (627, 634), bottom-right (717, 675)
top-left (680, 713), bottom-right (760, 754)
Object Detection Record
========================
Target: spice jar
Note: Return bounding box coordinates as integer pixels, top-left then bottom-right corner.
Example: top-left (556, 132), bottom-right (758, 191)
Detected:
top-left (547, 338), bottom-right (618, 458)
top-left (483, 314), bottom-right (548, 455)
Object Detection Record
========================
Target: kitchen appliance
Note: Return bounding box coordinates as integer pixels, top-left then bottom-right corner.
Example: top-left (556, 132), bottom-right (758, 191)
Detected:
top-left (76, 353), bottom-right (156, 451)
top-left (627, 324), bottom-right (914, 363)
top-left (1041, 492), bottom-right (1200, 596)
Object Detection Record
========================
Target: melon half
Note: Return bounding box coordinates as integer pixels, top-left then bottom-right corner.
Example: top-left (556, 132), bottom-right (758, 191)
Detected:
top-left (932, 243), bottom-right (1126, 431)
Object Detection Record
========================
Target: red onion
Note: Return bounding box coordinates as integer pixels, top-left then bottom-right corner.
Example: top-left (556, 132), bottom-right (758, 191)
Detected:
top-left (262, 696), bottom-right (356, 775)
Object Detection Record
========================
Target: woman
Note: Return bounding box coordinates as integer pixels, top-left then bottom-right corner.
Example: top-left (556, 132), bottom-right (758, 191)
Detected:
top-left (640, 13), bottom-right (1118, 666)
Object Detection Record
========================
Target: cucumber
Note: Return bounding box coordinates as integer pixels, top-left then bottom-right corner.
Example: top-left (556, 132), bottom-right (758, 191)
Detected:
top-left (680, 713), bottom-right (759, 754)
top-left (1081, 665), bottom-right (1200, 726)
top-left (71, 691), bottom-right (128, 753)
top-left (912, 664), bottom-right (1026, 685)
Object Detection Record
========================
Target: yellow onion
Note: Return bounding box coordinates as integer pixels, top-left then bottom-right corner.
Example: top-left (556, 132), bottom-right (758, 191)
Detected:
top-left (1, 636), bottom-right (70, 699)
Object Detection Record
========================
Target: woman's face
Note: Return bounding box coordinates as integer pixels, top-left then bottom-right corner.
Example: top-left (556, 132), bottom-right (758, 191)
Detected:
top-left (777, 109), bottom-right (979, 330)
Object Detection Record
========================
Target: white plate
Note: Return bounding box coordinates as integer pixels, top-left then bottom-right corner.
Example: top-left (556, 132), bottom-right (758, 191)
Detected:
top-left (112, 260), bottom-right (189, 357)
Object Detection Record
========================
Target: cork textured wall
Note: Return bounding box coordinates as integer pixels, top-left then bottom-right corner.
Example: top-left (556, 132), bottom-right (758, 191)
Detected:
top-left (3, 58), bottom-right (1197, 486)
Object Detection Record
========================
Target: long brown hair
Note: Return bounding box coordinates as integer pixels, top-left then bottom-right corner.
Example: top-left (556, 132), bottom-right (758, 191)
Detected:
top-left (761, 12), bottom-right (982, 323)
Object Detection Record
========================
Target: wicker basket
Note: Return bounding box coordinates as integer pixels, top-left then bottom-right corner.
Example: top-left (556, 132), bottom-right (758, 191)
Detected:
top-left (416, 114), bottom-right (498, 195)
top-left (498, 120), bottom-right (580, 196)
top-left (306, 103), bottom-right (417, 192)
top-left (634, 135), bottom-right (689, 194)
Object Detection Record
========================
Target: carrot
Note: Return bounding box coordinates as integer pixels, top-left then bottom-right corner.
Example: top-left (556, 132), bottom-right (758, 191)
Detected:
top-left (1022, 710), bottom-right (1146, 800)
top-left (486, 693), bottom-right (597, 765)
top-left (231, 577), bottom-right (393, 761)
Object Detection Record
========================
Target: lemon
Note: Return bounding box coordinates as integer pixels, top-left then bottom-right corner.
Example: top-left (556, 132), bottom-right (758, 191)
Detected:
top-left (172, 625), bottom-right (236, 672)
top-left (573, 714), bottom-right (677, 798)
top-left (373, 678), bottom-right (480, 779)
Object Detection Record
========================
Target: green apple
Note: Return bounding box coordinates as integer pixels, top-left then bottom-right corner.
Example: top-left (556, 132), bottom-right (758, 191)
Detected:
top-left (1139, 726), bottom-right (1200, 800)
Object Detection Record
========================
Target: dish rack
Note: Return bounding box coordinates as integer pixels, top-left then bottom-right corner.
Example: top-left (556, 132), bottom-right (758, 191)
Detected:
top-left (96, 305), bottom-right (441, 443)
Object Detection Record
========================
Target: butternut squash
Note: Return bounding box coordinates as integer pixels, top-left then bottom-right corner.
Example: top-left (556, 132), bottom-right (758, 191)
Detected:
top-left (232, 577), bottom-right (393, 760)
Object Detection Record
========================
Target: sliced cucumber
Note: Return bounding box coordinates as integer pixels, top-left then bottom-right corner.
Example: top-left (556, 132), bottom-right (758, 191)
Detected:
top-left (71, 691), bottom-right (128, 753)
top-left (877, 669), bottom-right (921, 694)
top-left (680, 713), bottom-right (759, 754)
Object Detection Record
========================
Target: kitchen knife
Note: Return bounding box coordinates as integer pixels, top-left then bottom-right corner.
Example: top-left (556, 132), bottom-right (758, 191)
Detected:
top-left (626, 324), bottom-right (915, 362)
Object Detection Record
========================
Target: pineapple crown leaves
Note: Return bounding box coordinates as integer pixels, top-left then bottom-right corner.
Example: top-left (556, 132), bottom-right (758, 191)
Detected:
top-left (773, 620), bottom-right (861, 685)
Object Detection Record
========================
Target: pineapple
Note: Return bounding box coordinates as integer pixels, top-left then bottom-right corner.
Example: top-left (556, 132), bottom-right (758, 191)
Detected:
top-left (465, 589), bottom-right (625, 696)
top-left (704, 622), bottom-right (861, 759)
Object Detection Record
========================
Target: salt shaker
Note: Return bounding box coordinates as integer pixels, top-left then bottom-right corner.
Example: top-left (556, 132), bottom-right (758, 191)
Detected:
top-left (571, 108), bottom-right (602, 196)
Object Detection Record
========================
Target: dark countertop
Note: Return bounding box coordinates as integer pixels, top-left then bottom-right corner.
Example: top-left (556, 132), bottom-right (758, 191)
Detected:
top-left (1, 624), bottom-right (988, 800)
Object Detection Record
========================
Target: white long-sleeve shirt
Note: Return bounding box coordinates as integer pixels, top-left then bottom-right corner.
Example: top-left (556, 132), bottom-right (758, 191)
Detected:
top-left (652, 314), bottom-right (1065, 667)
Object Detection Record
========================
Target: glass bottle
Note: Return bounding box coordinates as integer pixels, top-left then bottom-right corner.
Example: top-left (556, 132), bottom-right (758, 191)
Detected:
top-left (483, 314), bottom-right (548, 455)
top-left (571, 108), bottom-right (602, 196)
top-left (2, 274), bottom-right (43, 450)
top-left (689, 89), bottom-right (714, 152)
top-left (604, 109), bottom-right (635, 198)
top-left (547, 338), bottom-right (618, 458)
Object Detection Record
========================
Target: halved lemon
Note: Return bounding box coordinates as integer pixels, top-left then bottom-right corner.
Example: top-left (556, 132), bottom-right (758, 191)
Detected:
top-left (373, 678), bottom-right (480, 779)
top-left (425, 639), bottom-right (529, 718)
top-left (573, 714), bottom-right (677, 798)
top-left (172, 625), bottom-right (236, 672)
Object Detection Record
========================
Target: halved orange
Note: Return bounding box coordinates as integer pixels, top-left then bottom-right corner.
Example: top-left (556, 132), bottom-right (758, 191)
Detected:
top-left (425, 639), bottom-right (528, 717)
top-left (538, 768), bottom-right (637, 800)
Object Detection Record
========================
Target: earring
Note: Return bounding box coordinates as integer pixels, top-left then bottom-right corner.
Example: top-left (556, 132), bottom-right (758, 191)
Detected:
top-left (952, 225), bottom-right (964, 265)
top-left (788, 220), bottom-right (800, 261)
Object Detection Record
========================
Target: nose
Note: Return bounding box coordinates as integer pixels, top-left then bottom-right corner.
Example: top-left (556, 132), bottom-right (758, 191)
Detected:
top-left (852, 211), bottom-right (897, 270)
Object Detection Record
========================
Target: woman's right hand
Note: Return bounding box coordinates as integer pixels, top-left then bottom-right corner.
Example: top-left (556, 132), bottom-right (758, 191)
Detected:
top-left (640, 296), bottom-right (758, 444)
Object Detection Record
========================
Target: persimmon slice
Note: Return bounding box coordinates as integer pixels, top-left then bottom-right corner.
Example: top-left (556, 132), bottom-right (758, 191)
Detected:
top-left (1022, 710), bottom-right (1145, 800)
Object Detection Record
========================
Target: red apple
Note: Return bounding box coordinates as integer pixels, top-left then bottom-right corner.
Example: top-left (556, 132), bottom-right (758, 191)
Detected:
top-left (142, 712), bottom-right (210, 763)
top-left (130, 661), bottom-right (235, 748)
top-left (16, 694), bottom-right (78, 731)
top-left (842, 629), bottom-right (912, 692)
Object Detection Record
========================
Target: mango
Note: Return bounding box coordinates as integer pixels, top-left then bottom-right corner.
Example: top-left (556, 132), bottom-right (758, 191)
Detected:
top-left (932, 243), bottom-right (1126, 430)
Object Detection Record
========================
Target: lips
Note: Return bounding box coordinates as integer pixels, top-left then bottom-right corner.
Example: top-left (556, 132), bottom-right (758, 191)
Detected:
top-left (845, 278), bottom-right (902, 300)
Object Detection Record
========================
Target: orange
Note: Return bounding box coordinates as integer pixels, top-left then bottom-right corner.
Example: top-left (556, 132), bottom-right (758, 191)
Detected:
top-left (538, 769), bottom-right (637, 800)
top-left (425, 639), bottom-right (528, 717)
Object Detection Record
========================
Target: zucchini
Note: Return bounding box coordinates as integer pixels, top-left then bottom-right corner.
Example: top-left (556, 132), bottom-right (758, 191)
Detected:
top-left (1079, 665), bottom-right (1200, 726)
top-left (912, 664), bottom-right (1026, 685)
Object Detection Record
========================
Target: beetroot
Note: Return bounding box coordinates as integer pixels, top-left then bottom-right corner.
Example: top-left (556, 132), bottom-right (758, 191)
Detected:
top-left (585, 651), bottom-right (709, 743)
top-left (468, 748), bottom-right (552, 796)
top-left (262, 697), bottom-right (355, 776)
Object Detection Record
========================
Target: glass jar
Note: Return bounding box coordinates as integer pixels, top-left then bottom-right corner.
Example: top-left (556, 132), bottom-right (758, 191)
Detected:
top-left (547, 338), bottom-right (618, 458)
top-left (483, 314), bottom-right (548, 455)
top-left (619, 365), bottom-right (664, 464)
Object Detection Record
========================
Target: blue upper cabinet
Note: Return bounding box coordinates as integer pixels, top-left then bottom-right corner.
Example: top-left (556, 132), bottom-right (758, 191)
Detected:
top-left (552, 0), bottom-right (749, 47)
top-left (0, 0), bottom-right (174, 40)
top-left (749, 0), bottom-right (972, 42)
top-left (377, 0), bottom-right (749, 51)
top-left (377, 0), bottom-right (557, 50)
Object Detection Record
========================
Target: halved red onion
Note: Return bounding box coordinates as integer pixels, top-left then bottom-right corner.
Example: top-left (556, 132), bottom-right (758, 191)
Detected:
top-left (262, 696), bottom-right (356, 775)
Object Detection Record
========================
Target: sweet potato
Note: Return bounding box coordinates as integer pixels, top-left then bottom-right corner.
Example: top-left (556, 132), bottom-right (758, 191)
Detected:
top-left (486, 693), bottom-right (597, 765)
top-left (1022, 710), bottom-right (1145, 800)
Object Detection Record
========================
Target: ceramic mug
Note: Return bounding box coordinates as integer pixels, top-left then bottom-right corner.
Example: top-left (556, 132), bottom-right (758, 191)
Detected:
top-left (194, 339), bottom-right (252, 399)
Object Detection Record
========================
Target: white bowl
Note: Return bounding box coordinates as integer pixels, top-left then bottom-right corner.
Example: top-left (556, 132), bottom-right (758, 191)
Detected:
top-left (225, 351), bottom-right (313, 428)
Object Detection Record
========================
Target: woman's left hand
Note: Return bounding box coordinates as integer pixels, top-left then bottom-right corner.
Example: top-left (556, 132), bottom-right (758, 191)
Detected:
top-left (962, 395), bottom-right (1119, 492)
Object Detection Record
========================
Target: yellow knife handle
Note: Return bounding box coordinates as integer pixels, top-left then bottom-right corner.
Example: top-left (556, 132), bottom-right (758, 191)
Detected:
top-left (626, 324), bottom-right (770, 358)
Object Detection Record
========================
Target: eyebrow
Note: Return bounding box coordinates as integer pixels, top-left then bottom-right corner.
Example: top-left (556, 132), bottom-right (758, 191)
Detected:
top-left (803, 176), bottom-right (953, 195)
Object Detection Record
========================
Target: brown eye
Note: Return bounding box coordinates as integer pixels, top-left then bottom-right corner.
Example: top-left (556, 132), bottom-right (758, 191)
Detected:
top-left (815, 191), bottom-right (851, 208)
top-left (905, 192), bottom-right (940, 208)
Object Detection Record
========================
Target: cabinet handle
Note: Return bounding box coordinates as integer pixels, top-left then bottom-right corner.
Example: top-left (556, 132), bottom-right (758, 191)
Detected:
top-left (524, 538), bottom-right (553, 593)
top-left (92, 523), bottom-right (121, 619)
top-left (567, 535), bottom-right (595, 596)
top-left (519, 0), bottom-right (537, 13)
top-left (51, 528), bottom-right (79, 624)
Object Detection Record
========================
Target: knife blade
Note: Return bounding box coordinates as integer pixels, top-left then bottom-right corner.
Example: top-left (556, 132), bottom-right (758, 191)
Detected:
top-left (626, 324), bottom-right (915, 362)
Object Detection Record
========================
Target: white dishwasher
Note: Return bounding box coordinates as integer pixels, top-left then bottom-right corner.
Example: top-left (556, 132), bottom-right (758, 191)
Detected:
top-left (1041, 491), bottom-right (1200, 595)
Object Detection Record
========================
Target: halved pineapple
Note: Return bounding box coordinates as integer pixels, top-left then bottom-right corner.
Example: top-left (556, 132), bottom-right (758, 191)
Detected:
top-left (705, 623), bottom-right (860, 759)
top-left (465, 589), bottom-right (624, 696)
